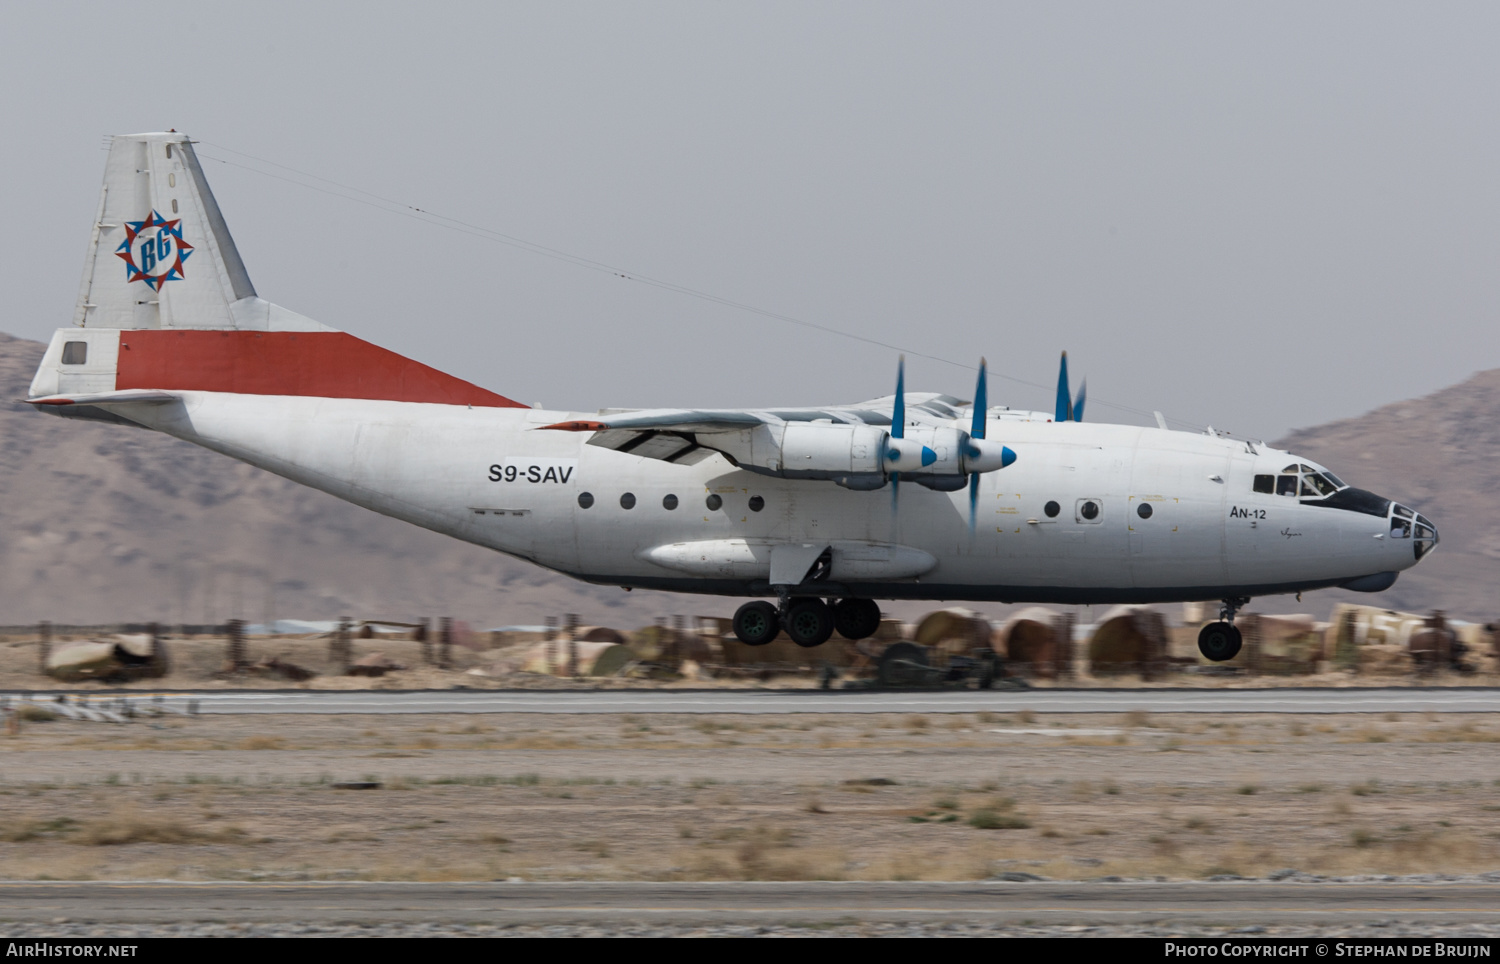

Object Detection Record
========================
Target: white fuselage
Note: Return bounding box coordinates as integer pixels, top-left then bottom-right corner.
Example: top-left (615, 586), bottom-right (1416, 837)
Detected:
top-left (100, 390), bottom-right (1419, 605)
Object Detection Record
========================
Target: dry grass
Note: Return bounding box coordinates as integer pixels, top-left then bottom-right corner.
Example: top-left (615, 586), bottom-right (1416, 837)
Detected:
top-left (74, 806), bottom-right (243, 846)
top-left (968, 809), bottom-right (1030, 830)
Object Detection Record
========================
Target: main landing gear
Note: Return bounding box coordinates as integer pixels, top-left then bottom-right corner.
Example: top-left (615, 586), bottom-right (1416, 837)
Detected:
top-left (1197, 596), bottom-right (1250, 662)
top-left (732, 597), bottom-right (881, 648)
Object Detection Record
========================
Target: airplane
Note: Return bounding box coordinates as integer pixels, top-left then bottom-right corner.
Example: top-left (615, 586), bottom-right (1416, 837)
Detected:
top-left (26, 132), bottom-right (1440, 662)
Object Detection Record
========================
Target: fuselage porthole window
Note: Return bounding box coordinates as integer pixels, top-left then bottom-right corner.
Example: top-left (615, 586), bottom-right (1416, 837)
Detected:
top-left (1043, 501), bottom-right (1060, 518)
top-left (1137, 502), bottom-right (1153, 519)
top-left (620, 492), bottom-right (636, 510)
top-left (662, 494), bottom-right (678, 510)
top-left (705, 494), bottom-right (723, 511)
top-left (748, 496), bottom-right (765, 512)
top-left (577, 492), bottom-right (594, 509)
top-left (1077, 499), bottom-right (1101, 523)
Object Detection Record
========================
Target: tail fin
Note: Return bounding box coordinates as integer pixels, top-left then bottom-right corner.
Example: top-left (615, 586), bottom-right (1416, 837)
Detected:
top-left (31, 132), bottom-right (524, 409)
top-left (74, 131), bottom-right (323, 332)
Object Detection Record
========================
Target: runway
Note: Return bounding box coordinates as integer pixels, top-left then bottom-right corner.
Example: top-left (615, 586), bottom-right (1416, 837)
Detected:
top-left (2, 881), bottom-right (1498, 926)
top-left (10, 687), bottom-right (1500, 715)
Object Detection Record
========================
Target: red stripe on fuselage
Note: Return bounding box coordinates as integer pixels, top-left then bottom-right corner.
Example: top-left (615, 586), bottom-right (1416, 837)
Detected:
top-left (114, 330), bottom-right (526, 408)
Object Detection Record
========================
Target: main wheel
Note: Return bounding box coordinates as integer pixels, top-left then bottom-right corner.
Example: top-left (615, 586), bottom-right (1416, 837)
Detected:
top-left (784, 597), bottom-right (835, 648)
top-left (733, 600), bottom-right (780, 646)
top-left (1197, 622), bottom-right (1243, 662)
top-left (832, 598), bottom-right (882, 640)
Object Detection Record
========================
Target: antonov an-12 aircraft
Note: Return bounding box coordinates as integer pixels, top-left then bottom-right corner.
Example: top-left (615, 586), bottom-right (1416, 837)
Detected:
top-left (28, 132), bottom-right (1439, 661)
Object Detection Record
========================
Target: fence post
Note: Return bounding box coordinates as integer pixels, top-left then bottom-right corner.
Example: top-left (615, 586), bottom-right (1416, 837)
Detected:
top-left (226, 619), bottom-right (247, 672)
top-left (331, 617), bottom-right (351, 674)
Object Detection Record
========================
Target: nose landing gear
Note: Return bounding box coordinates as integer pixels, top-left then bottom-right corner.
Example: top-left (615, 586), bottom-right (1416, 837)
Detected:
top-left (1197, 596), bottom-right (1250, 662)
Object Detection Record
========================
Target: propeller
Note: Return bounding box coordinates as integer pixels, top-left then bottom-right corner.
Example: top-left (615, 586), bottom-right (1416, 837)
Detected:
top-left (1054, 351), bottom-right (1085, 422)
top-left (889, 356), bottom-right (905, 514)
top-left (886, 354), bottom-right (1014, 531)
top-left (967, 358), bottom-right (988, 531)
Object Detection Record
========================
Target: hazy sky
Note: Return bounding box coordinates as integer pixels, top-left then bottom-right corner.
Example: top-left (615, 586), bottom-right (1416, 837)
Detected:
top-left (3, 2), bottom-right (1497, 444)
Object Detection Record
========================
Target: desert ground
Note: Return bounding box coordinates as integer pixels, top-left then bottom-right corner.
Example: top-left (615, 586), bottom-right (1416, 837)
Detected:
top-left (3, 707), bottom-right (1499, 885)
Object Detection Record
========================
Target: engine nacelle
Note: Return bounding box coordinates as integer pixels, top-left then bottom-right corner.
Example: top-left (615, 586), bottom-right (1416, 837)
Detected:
top-left (752, 421), bottom-right (1016, 489)
top-left (884, 426), bottom-right (966, 476)
top-left (778, 422), bottom-right (888, 477)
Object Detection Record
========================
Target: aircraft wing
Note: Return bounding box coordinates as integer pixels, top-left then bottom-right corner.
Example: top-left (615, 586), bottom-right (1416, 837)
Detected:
top-left (539, 410), bottom-right (766, 465)
top-left (537, 396), bottom-right (985, 467)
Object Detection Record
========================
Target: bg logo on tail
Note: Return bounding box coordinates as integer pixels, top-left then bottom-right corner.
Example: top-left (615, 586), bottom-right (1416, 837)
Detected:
top-left (115, 210), bottom-right (194, 291)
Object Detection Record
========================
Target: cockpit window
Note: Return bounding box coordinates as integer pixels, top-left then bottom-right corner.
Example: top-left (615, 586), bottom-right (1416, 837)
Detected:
top-left (1301, 473), bottom-right (1338, 497)
top-left (1253, 474), bottom-right (1274, 494)
top-left (1391, 519), bottom-right (1411, 539)
top-left (1393, 505), bottom-right (1413, 519)
top-left (1273, 464), bottom-right (1348, 499)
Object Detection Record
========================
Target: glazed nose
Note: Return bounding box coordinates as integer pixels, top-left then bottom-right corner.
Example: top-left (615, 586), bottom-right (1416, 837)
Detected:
top-left (1414, 514), bottom-right (1437, 560)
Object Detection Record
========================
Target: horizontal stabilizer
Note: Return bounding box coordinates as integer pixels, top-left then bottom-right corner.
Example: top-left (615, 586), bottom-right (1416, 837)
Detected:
top-left (25, 389), bottom-right (180, 407)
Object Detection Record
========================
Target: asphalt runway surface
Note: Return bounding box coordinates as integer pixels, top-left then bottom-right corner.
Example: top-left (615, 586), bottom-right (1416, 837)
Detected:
top-left (9, 687), bottom-right (1500, 715)
top-left (2, 881), bottom-right (1498, 926)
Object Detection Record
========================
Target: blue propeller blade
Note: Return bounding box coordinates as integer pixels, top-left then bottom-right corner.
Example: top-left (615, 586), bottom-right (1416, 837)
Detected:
top-left (971, 357), bottom-right (987, 440)
top-left (1073, 379), bottom-right (1086, 423)
top-left (890, 356), bottom-right (904, 515)
top-left (1055, 351), bottom-right (1072, 422)
top-left (891, 357), bottom-right (905, 440)
top-left (969, 358), bottom-right (988, 532)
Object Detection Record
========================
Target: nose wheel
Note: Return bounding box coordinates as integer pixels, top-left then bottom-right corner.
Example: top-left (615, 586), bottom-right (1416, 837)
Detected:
top-left (1197, 596), bottom-right (1250, 662)
top-left (1197, 622), bottom-right (1242, 662)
